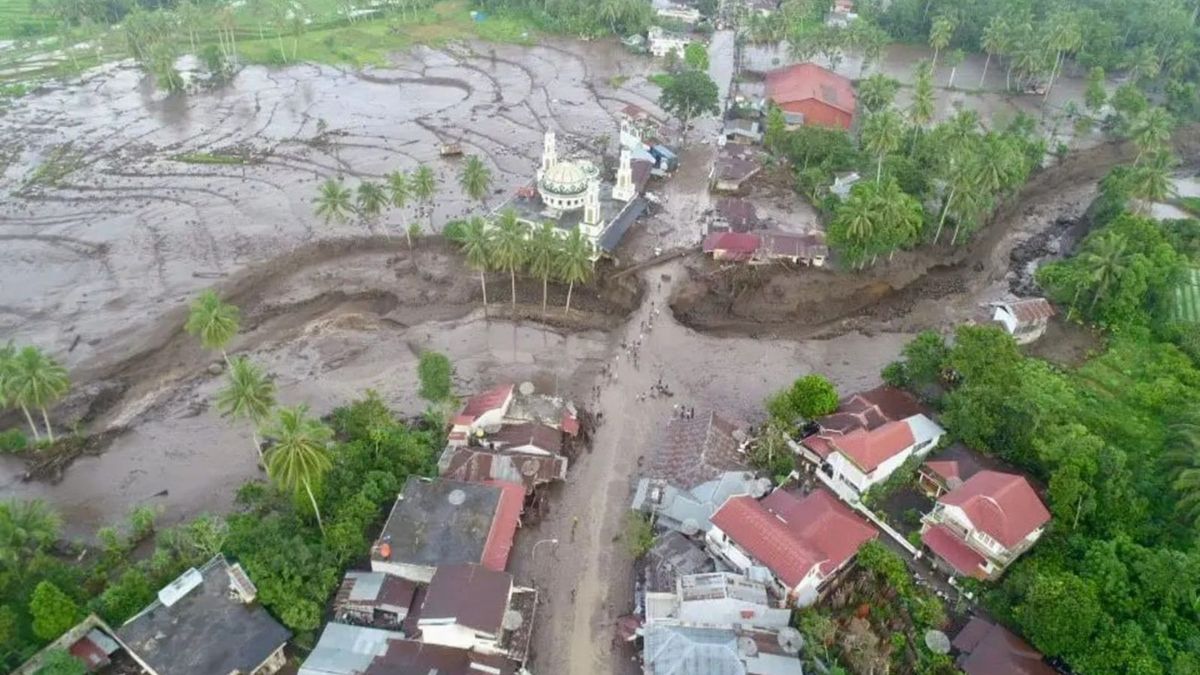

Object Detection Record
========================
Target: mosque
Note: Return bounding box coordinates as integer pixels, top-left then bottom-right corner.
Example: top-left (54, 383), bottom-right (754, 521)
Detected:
top-left (489, 131), bottom-right (651, 259)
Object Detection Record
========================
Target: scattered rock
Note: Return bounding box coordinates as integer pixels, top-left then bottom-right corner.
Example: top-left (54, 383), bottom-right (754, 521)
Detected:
top-left (207, 362), bottom-right (224, 376)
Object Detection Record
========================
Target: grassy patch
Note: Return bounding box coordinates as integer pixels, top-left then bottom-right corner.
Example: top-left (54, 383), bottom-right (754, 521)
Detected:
top-left (1171, 267), bottom-right (1200, 324)
top-left (23, 143), bottom-right (82, 189)
top-left (648, 72), bottom-right (674, 88)
top-left (608, 74), bottom-right (629, 88)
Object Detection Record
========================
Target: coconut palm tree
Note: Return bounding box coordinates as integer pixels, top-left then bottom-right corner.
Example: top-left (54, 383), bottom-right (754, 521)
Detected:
top-left (313, 178), bottom-right (354, 224)
top-left (387, 170), bottom-right (410, 209)
top-left (216, 357), bottom-right (276, 464)
top-left (873, 179), bottom-right (923, 261)
top-left (1166, 415), bottom-right (1200, 527)
top-left (356, 181), bottom-right (388, 224)
top-left (459, 155), bottom-right (492, 207)
top-left (1042, 11), bottom-right (1081, 100)
top-left (184, 290), bottom-right (240, 363)
top-left (932, 153), bottom-right (979, 244)
top-left (0, 498), bottom-right (61, 565)
top-left (861, 109), bottom-right (903, 184)
top-left (908, 61), bottom-right (935, 152)
top-left (491, 210), bottom-right (528, 314)
top-left (410, 165), bottom-right (437, 232)
top-left (7, 347), bottom-right (69, 443)
top-left (1080, 232), bottom-right (1129, 311)
top-left (979, 16), bottom-right (1008, 87)
top-left (558, 229), bottom-right (594, 314)
top-left (945, 49), bottom-right (965, 88)
top-left (828, 186), bottom-right (877, 269)
top-left (460, 216), bottom-right (494, 310)
top-left (1130, 107), bottom-right (1174, 163)
top-left (1126, 151), bottom-right (1178, 212)
top-left (528, 222), bottom-right (561, 315)
top-left (857, 73), bottom-right (900, 114)
top-left (0, 342), bottom-right (16, 413)
top-left (928, 16), bottom-right (954, 71)
top-left (261, 404), bottom-right (333, 535)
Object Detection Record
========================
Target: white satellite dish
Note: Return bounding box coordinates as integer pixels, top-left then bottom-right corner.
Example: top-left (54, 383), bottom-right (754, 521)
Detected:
top-left (680, 518), bottom-right (701, 536)
top-left (502, 610), bottom-right (524, 631)
top-left (777, 627), bottom-right (804, 655)
top-left (737, 636), bottom-right (758, 657)
top-left (925, 630), bottom-right (951, 655)
top-left (750, 478), bottom-right (772, 498)
top-left (518, 381), bottom-right (536, 396)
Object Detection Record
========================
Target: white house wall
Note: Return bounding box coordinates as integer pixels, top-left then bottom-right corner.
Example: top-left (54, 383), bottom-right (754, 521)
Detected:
top-left (369, 560), bottom-right (435, 584)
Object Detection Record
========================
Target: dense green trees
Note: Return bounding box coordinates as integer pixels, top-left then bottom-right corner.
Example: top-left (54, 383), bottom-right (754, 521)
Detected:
top-left (29, 582), bottom-right (80, 642)
top-left (766, 374), bottom-right (839, 422)
top-left (657, 69), bottom-right (719, 142)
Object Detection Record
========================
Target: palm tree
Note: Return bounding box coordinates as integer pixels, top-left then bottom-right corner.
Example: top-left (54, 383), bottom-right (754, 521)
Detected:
top-left (459, 155), bottom-right (492, 206)
top-left (861, 110), bottom-right (903, 183)
top-left (829, 186), bottom-right (877, 268)
top-left (1042, 12), bottom-right (1081, 100)
top-left (1126, 151), bottom-right (1178, 212)
top-left (857, 73), bottom-right (900, 114)
top-left (932, 153), bottom-right (978, 244)
top-left (975, 135), bottom-right (1023, 198)
top-left (928, 16), bottom-right (954, 71)
top-left (1166, 415), bottom-right (1200, 527)
top-left (1130, 107), bottom-right (1174, 163)
top-left (185, 289), bottom-right (240, 363)
top-left (261, 404), bottom-right (333, 535)
top-left (491, 210), bottom-right (529, 313)
top-left (0, 499), bottom-right (61, 565)
top-left (460, 216), bottom-right (494, 310)
top-left (558, 229), bottom-right (594, 314)
top-left (313, 178), bottom-right (354, 224)
top-left (356, 181), bottom-right (388, 224)
top-left (387, 170), bottom-right (410, 209)
top-left (528, 222), bottom-right (561, 315)
top-left (1080, 232), bottom-right (1129, 311)
top-left (7, 347), bottom-right (69, 443)
top-left (216, 357), bottom-right (276, 464)
top-left (410, 165), bottom-right (437, 232)
top-left (873, 179), bottom-right (923, 261)
top-left (945, 49), bottom-right (965, 88)
top-left (979, 16), bottom-right (1008, 87)
top-left (908, 61), bottom-right (935, 152)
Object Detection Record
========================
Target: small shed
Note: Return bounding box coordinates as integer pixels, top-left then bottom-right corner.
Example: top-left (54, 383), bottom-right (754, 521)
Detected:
top-left (988, 298), bottom-right (1055, 344)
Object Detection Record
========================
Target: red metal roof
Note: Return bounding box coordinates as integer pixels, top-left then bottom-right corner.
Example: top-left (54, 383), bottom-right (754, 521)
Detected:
top-left (480, 481), bottom-right (525, 571)
top-left (922, 444), bottom-right (987, 489)
top-left (765, 63), bottom-right (856, 115)
top-left (940, 471), bottom-right (1050, 549)
top-left (703, 232), bottom-right (761, 257)
top-left (921, 524), bottom-right (988, 579)
top-left (459, 384), bottom-right (514, 423)
top-left (710, 490), bottom-right (877, 587)
top-left (561, 411), bottom-right (580, 437)
top-left (831, 420), bottom-right (915, 472)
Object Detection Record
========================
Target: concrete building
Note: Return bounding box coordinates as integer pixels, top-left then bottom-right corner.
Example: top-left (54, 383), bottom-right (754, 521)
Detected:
top-left (417, 564), bottom-right (537, 664)
top-left (489, 132), bottom-right (650, 258)
top-left (706, 489), bottom-right (877, 606)
top-left (921, 471), bottom-right (1051, 581)
top-left (648, 26), bottom-right (690, 58)
top-left (300, 624), bottom-right (525, 675)
top-left (642, 624), bottom-right (804, 674)
top-left (117, 555), bottom-right (291, 675)
top-left (631, 470), bottom-right (765, 536)
top-left (645, 572), bottom-right (792, 629)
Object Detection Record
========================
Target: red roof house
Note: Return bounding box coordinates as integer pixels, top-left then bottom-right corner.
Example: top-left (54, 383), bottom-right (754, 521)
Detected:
top-left (453, 384), bottom-right (515, 428)
top-left (921, 471), bottom-right (1050, 580)
top-left (703, 232), bottom-right (761, 261)
top-left (953, 617), bottom-right (1055, 675)
top-left (765, 63), bottom-right (856, 130)
top-left (707, 489), bottom-right (877, 605)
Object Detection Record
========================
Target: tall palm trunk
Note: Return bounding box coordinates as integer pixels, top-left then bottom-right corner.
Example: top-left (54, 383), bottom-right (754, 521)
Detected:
top-left (979, 52), bottom-right (991, 88)
top-left (40, 408), bottom-right (54, 443)
top-left (510, 268), bottom-right (517, 314)
top-left (1044, 51), bottom-right (1063, 101)
top-left (303, 479), bottom-right (325, 536)
top-left (1005, 62), bottom-right (1013, 90)
top-left (933, 187), bottom-right (956, 243)
top-left (876, 155), bottom-right (883, 183)
top-left (251, 429), bottom-right (264, 463)
top-left (565, 281), bottom-right (575, 314)
top-left (541, 275), bottom-right (549, 316)
top-left (21, 405), bottom-right (41, 442)
top-left (479, 270), bottom-right (489, 307)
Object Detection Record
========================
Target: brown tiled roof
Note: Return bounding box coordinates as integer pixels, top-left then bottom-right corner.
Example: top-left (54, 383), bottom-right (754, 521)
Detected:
top-left (922, 444), bottom-right (988, 489)
top-left (953, 617), bottom-right (1055, 675)
top-left (715, 198), bottom-right (759, 231)
top-left (364, 639), bottom-right (518, 675)
top-left (714, 145), bottom-right (762, 183)
top-left (648, 412), bottom-right (746, 488)
top-left (765, 63), bottom-right (856, 115)
top-left (489, 422), bottom-right (563, 454)
top-left (420, 564), bottom-right (511, 636)
top-left (941, 471), bottom-right (1051, 548)
top-left (814, 385), bottom-right (931, 434)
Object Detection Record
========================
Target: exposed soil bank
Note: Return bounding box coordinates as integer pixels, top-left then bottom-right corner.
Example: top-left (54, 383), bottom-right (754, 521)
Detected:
top-left (671, 124), bottom-right (1200, 338)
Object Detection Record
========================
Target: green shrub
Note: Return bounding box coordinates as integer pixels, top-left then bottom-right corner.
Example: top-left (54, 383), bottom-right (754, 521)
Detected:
top-left (0, 429), bottom-right (28, 453)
